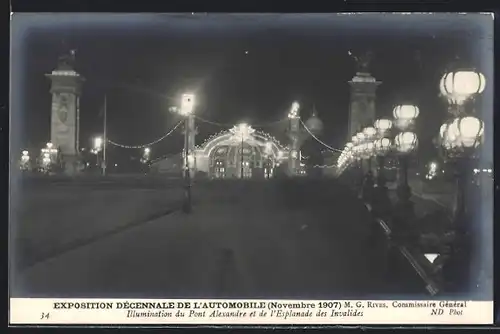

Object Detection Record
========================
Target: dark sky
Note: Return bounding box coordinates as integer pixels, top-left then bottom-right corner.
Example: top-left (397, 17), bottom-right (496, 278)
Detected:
top-left (11, 13), bottom-right (493, 163)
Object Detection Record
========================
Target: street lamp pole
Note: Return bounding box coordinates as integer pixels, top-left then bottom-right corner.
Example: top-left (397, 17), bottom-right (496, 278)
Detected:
top-left (184, 116), bottom-right (191, 212)
top-left (240, 134), bottom-right (244, 179)
top-left (181, 93), bottom-right (195, 214)
top-left (103, 94), bottom-right (107, 176)
top-left (392, 104), bottom-right (419, 240)
top-left (437, 69), bottom-right (486, 294)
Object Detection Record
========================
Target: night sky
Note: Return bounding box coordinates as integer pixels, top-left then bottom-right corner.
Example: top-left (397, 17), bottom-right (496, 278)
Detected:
top-left (11, 13), bottom-right (493, 165)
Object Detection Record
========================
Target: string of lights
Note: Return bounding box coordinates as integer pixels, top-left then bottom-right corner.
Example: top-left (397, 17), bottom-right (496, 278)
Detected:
top-left (107, 121), bottom-right (183, 149)
top-left (300, 119), bottom-right (343, 153)
top-left (148, 153), bottom-right (179, 165)
top-left (312, 164), bottom-right (337, 168)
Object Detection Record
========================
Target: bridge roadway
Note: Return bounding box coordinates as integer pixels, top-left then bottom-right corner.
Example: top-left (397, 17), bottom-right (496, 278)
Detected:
top-left (11, 178), bottom-right (421, 299)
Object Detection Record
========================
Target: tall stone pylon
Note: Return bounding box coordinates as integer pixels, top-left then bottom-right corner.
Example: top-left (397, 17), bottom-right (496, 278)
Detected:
top-left (45, 50), bottom-right (85, 175)
top-left (347, 51), bottom-right (381, 140)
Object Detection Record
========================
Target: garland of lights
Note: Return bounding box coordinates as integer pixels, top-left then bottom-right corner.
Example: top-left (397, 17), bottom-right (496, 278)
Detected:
top-left (194, 128), bottom-right (287, 151)
top-left (299, 119), bottom-right (343, 153)
top-left (312, 164), bottom-right (337, 168)
top-left (148, 153), bottom-right (180, 165)
top-left (107, 121), bottom-right (183, 149)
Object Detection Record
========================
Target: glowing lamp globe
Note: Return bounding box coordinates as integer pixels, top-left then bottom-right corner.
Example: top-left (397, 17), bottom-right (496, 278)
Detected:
top-left (288, 102), bottom-right (300, 119)
top-left (393, 104), bottom-right (420, 121)
top-left (363, 126), bottom-right (377, 140)
top-left (352, 136), bottom-right (359, 144)
top-left (181, 93), bottom-right (195, 115)
top-left (305, 114), bottom-right (323, 135)
top-left (374, 118), bottom-right (393, 134)
top-left (375, 137), bottom-right (392, 154)
top-left (395, 132), bottom-right (418, 153)
top-left (356, 132), bottom-right (365, 143)
top-left (440, 70), bottom-right (486, 105)
top-left (456, 116), bottom-right (484, 148)
top-left (345, 142), bottom-right (353, 149)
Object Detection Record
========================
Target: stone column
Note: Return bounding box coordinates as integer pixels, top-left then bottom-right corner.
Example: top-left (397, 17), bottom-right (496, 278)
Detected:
top-left (45, 52), bottom-right (85, 176)
top-left (348, 72), bottom-right (381, 140)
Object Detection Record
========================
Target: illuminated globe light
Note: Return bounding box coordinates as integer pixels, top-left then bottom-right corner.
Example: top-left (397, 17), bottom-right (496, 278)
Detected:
top-left (304, 113), bottom-right (324, 135)
top-left (230, 123), bottom-right (255, 141)
top-left (454, 116), bottom-right (485, 148)
top-left (356, 132), bottom-right (365, 143)
top-left (21, 150), bottom-right (30, 163)
top-left (439, 70), bottom-right (486, 105)
top-left (180, 93), bottom-right (195, 116)
top-left (94, 137), bottom-right (103, 150)
top-left (46, 142), bottom-right (53, 149)
top-left (393, 104), bottom-right (419, 130)
top-left (363, 126), bottom-right (377, 140)
top-left (345, 142), bottom-right (353, 149)
top-left (395, 132), bottom-right (418, 153)
top-left (288, 101), bottom-right (300, 119)
top-left (375, 137), bottom-right (392, 155)
top-left (374, 118), bottom-right (393, 135)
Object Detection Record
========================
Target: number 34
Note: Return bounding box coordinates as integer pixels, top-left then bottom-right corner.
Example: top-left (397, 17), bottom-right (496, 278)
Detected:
top-left (40, 312), bottom-right (50, 320)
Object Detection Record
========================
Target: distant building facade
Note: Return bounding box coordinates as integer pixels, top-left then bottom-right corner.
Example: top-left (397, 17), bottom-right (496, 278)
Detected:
top-left (150, 128), bottom-right (289, 179)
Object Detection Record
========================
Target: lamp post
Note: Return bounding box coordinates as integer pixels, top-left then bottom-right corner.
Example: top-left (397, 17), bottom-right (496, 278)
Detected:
top-left (180, 93), bottom-right (195, 213)
top-left (287, 101), bottom-right (301, 176)
top-left (142, 147), bottom-right (151, 162)
top-left (437, 68), bottom-right (486, 294)
top-left (392, 104), bottom-right (419, 239)
top-left (40, 142), bottom-right (59, 174)
top-left (355, 131), bottom-right (366, 194)
top-left (372, 118), bottom-right (393, 218)
top-left (20, 150), bottom-right (30, 171)
top-left (374, 118), bottom-right (393, 191)
top-left (264, 141), bottom-right (273, 178)
top-left (361, 126), bottom-right (377, 202)
top-left (93, 136), bottom-right (103, 173)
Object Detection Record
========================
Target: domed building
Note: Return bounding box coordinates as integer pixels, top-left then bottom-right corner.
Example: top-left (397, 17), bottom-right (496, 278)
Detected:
top-left (151, 124), bottom-right (290, 179)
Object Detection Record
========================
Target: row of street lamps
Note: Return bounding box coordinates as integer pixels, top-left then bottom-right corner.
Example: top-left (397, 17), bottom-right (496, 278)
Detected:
top-left (336, 67), bottom-right (487, 294)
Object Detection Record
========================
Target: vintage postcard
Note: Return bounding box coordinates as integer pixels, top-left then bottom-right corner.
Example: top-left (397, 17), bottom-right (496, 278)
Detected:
top-left (9, 12), bottom-right (494, 325)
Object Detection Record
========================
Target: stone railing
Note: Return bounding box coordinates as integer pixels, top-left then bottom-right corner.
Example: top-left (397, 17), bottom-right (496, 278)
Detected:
top-left (338, 171), bottom-right (442, 296)
top-left (366, 203), bottom-right (441, 296)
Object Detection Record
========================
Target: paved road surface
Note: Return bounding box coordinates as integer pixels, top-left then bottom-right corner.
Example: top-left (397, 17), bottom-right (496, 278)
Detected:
top-left (12, 179), bottom-right (421, 299)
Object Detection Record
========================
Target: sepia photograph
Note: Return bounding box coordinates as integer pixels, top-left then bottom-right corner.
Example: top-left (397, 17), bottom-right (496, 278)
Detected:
top-left (9, 12), bottom-right (493, 310)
